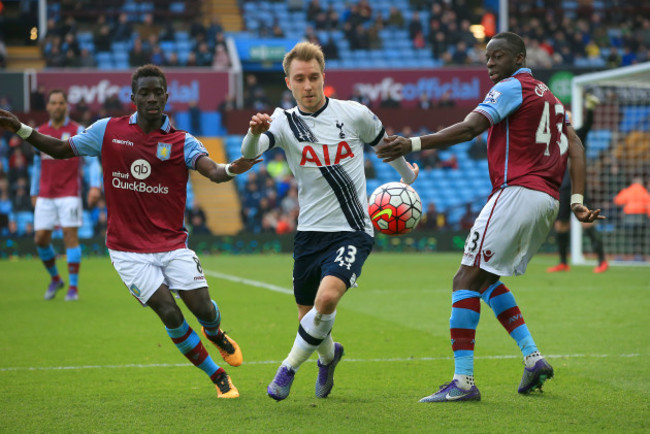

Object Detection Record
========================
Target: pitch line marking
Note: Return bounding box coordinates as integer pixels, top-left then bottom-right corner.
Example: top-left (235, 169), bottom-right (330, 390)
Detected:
top-left (204, 270), bottom-right (293, 295)
top-left (0, 353), bottom-right (640, 372)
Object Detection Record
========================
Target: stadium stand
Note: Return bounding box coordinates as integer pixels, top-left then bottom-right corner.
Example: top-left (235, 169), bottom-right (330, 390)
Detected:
top-left (2, 0), bottom-right (649, 237)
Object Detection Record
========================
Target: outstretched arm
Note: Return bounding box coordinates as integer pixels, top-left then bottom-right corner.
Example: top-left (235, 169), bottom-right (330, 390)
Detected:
top-left (241, 112), bottom-right (272, 159)
top-left (0, 109), bottom-right (75, 159)
top-left (566, 125), bottom-right (605, 223)
top-left (195, 155), bottom-right (262, 183)
top-left (375, 112), bottom-right (490, 162)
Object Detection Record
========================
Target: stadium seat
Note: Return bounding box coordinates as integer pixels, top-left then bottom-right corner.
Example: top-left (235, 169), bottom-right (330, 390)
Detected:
top-left (15, 212), bottom-right (33, 236)
top-left (78, 211), bottom-right (94, 239)
top-left (201, 112), bottom-right (225, 137)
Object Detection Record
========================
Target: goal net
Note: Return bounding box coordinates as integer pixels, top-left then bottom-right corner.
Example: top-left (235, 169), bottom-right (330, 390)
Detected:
top-left (571, 62), bottom-right (650, 266)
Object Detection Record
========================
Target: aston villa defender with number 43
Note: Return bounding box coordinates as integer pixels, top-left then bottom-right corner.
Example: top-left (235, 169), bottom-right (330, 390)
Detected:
top-left (0, 65), bottom-right (260, 398)
top-left (375, 32), bottom-right (605, 402)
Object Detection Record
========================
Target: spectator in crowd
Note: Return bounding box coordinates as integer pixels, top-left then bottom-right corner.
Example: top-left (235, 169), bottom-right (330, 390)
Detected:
top-left (380, 93), bottom-right (401, 108)
top-left (0, 36), bottom-right (7, 69)
top-left (187, 200), bottom-right (211, 235)
top-left (430, 31), bottom-right (448, 60)
top-left (206, 17), bottom-right (224, 43)
top-left (30, 85), bottom-right (47, 111)
top-left (218, 93), bottom-right (236, 122)
top-left (451, 41), bottom-right (470, 65)
top-left (419, 148), bottom-right (441, 170)
top-left (150, 44), bottom-right (165, 66)
top-left (0, 96), bottom-right (12, 111)
top-left (459, 203), bottom-right (475, 231)
top-left (188, 100), bottom-right (202, 135)
top-left (267, 151), bottom-right (291, 180)
top-left (279, 90), bottom-right (294, 110)
top-left (272, 20), bottom-right (285, 38)
top-left (303, 25), bottom-right (321, 46)
top-left (136, 13), bottom-right (161, 42)
top-left (195, 42), bottom-right (213, 66)
top-left (129, 38), bottom-right (150, 67)
top-left (436, 89), bottom-right (456, 108)
top-left (159, 20), bottom-right (176, 42)
top-left (212, 45), bottom-right (230, 70)
top-left (164, 52), bottom-right (181, 67)
top-left (91, 196), bottom-right (108, 238)
top-left (440, 154), bottom-right (458, 170)
top-left (306, 0), bottom-right (323, 22)
top-left (614, 176), bottom-right (650, 258)
top-left (8, 146), bottom-right (30, 186)
top-left (11, 176), bottom-right (31, 212)
top-left (186, 52), bottom-right (198, 67)
top-left (386, 7), bottom-right (405, 28)
top-left (408, 12), bottom-right (423, 41)
top-left (468, 134), bottom-right (488, 161)
top-left (93, 22), bottom-right (112, 53)
top-left (0, 179), bottom-right (12, 235)
top-left (112, 13), bottom-right (133, 42)
top-left (419, 202), bottom-right (447, 231)
top-left (321, 35), bottom-right (339, 60)
top-left (350, 87), bottom-right (371, 107)
top-left (61, 33), bottom-right (80, 57)
top-left (214, 31), bottom-right (228, 54)
top-left (78, 48), bottom-right (97, 68)
top-left (64, 48), bottom-right (81, 68)
top-left (417, 92), bottom-right (433, 110)
top-left (102, 94), bottom-right (124, 114)
top-left (45, 44), bottom-right (65, 68)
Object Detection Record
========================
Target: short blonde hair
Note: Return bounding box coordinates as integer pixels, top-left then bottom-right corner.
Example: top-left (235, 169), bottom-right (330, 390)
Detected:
top-left (283, 42), bottom-right (325, 77)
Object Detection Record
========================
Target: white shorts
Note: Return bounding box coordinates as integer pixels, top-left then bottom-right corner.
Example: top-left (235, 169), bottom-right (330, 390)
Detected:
top-left (34, 197), bottom-right (83, 230)
top-left (461, 186), bottom-right (558, 276)
top-left (109, 248), bottom-right (208, 304)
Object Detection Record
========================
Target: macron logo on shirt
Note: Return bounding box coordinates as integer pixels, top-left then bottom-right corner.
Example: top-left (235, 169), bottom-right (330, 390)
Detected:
top-left (112, 138), bottom-right (134, 146)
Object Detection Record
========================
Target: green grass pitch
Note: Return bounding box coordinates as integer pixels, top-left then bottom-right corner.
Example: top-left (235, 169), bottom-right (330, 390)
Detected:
top-left (1, 252), bottom-right (648, 432)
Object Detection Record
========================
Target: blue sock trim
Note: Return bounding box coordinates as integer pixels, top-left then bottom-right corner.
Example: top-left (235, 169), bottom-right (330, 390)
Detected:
top-left (488, 291), bottom-right (517, 316)
top-left (453, 351), bottom-right (474, 375)
top-left (66, 246), bottom-right (82, 263)
top-left (37, 245), bottom-right (56, 261)
top-left (452, 289), bottom-right (481, 303)
top-left (197, 357), bottom-right (219, 376)
top-left (166, 319), bottom-right (190, 338)
top-left (480, 281), bottom-right (504, 303)
top-left (450, 307), bottom-right (480, 328)
top-left (197, 300), bottom-right (221, 333)
top-left (511, 325), bottom-right (538, 356)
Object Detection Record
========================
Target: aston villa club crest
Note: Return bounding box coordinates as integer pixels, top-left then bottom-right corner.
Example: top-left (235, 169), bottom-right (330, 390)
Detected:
top-left (156, 142), bottom-right (172, 161)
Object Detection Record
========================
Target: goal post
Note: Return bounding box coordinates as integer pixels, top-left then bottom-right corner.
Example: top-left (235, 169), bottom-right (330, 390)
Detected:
top-left (570, 62), bottom-right (650, 266)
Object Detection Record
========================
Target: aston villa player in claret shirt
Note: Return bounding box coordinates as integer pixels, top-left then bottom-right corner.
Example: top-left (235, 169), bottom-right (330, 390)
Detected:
top-left (0, 64), bottom-right (260, 399)
top-left (31, 89), bottom-right (102, 302)
top-left (376, 32), bottom-right (604, 402)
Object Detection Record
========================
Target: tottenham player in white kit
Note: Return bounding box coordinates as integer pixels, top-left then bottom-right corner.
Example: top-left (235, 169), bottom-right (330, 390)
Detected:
top-left (241, 42), bottom-right (419, 401)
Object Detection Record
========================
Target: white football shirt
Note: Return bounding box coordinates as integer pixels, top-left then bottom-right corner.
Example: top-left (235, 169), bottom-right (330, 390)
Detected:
top-left (242, 97), bottom-right (415, 236)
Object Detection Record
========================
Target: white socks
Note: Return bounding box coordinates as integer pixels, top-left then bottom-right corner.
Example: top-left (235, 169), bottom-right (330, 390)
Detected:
top-left (317, 334), bottom-right (335, 365)
top-left (453, 374), bottom-right (475, 390)
top-left (525, 351), bottom-right (543, 368)
top-left (282, 308), bottom-right (337, 370)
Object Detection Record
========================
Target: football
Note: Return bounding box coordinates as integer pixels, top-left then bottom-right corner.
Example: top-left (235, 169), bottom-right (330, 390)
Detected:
top-left (368, 182), bottom-right (422, 235)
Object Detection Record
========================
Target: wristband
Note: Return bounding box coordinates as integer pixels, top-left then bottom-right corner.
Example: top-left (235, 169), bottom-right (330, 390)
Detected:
top-left (224, 163), bottom-right (236, 177)
top-left (410, 136), bottom-right (422, 152)
top-left (16, 123), bottom-right (33, 139)
top-left (570, 194), bottom-right (584, 206)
